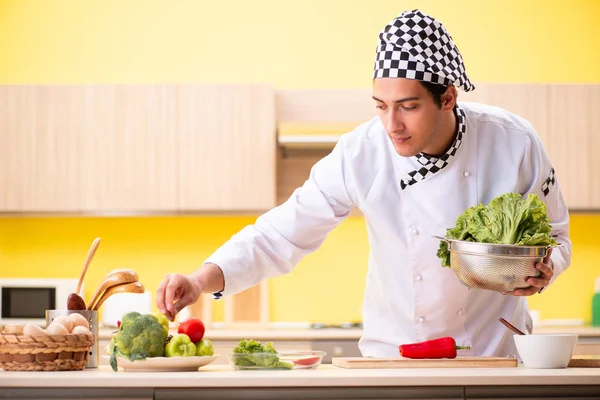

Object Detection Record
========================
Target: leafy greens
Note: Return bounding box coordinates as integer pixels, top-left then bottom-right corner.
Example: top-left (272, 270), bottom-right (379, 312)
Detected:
top-left (437, 193), bottom-right (557, 268)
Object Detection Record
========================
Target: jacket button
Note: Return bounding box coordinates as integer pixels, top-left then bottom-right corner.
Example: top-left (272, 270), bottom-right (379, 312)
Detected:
top-left (457, 309), bottom-right (465, 315)
top-left (418, 316), bottom-right (425, 323)
top-left (463, 171), bottom-right (471, 177)
top-left (415, 275), bottom-right (423, 282)
top-left (412, 228), bottom-right (419, 235)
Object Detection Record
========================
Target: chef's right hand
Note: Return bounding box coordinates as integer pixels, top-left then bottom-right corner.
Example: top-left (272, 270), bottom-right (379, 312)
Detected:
top-left (156, 273), bottom-right (202, 322)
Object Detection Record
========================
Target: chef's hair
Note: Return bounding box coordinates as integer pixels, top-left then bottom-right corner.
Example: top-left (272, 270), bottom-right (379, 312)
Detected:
top-left (420, 81), bottom-right (449, 108)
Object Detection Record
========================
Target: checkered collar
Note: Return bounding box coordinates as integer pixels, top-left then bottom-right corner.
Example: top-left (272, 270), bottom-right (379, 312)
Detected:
top-left (400, 105), bottom-right (466, 190)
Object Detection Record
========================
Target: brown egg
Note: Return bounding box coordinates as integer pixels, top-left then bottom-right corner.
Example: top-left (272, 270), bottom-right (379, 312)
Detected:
top-left (2, 324), bottom-right (24, 334)
top-left (45, 322), bottom-right (69, 335)
top-left (52, 316), bottom-right (74, 333)
top-left (68, 313), bottom-right (90, 330)
top-left (23, 324), bottom-right (47, 336)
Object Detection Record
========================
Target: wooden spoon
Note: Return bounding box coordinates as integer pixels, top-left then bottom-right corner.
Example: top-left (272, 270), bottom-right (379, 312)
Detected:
top-left (87, 269), bottom-right (139, 311)
top-left (67, 237), bottom-right (101, 311)
top-left (499, 318), bottom-right (526, 335)
top-left (91, 281), bottom-right (145, 311)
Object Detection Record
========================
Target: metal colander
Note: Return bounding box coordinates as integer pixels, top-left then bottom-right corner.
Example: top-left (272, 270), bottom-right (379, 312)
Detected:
top-left (434, 236), bottom-right (555, 294)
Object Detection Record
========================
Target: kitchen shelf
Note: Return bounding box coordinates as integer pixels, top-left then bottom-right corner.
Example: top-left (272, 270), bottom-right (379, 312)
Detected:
top-left (277, 122), bottom-right (360, 150)
top-left (278, 135), bottom-right (342, 149)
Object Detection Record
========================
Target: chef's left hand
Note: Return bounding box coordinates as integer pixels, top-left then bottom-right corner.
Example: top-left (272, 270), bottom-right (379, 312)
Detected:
top-left (509, 248), bottom-right (553, 296)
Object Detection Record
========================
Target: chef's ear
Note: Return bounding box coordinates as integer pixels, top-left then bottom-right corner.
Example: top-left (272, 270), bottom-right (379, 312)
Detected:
top-left (442, 86), bottom-right (457, 110)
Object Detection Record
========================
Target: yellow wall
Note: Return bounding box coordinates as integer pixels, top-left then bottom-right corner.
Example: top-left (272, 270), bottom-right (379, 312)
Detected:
top-left (0, 215), bottom-right (598, 323)
top-left (1, 0), bottom-right (599, 324)
top-left (0, 216), bottom-right (369, 323)
top-left (0, 0), bottom-right (599, 86)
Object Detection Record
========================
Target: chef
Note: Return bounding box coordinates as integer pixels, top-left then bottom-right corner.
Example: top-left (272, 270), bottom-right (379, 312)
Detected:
top-left (156, 9), bottom-right (572, 357)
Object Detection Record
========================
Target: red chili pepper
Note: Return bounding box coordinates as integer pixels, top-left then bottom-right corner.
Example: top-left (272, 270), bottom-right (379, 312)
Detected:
top-left (117, 320), bottom-right (121, 329)
top-left (399, 337), bottom-right (470, 359)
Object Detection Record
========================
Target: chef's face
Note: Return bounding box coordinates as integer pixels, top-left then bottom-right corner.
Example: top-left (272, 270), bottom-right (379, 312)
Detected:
top-left (372, 78), bottom-right (456, 157)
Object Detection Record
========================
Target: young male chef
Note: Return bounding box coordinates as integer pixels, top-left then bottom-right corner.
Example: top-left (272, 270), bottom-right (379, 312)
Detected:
top-left (156, 9), bottom-right (572, 357)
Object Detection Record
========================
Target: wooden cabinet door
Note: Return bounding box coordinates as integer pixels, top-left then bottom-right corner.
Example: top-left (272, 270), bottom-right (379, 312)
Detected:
top-left (0, 84), bottom-right (276, 212)
top-left (176, 85), bottom-right (276, 211)
top-left (547, 85), bottom-right (600, 209)
top-left (79, 86), bottom-right (178, 212)
top-left (0, 86), bottom-right (82, 211)
top-left (0, 85), bottom-right (178, 212)
top-left (460, 83), bottom-right (600, 209)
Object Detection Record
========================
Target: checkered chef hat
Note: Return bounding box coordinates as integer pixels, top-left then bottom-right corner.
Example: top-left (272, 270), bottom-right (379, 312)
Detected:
top-left (373, 9), bottom-right (475, 92)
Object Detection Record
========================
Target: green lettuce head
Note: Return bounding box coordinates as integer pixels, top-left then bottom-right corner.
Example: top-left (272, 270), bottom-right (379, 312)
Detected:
top-left (437, 193), bottom-right (557, 268)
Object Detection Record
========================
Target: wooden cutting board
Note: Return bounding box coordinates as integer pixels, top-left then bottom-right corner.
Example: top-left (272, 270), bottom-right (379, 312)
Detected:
top-left (568, 356), bottom-right (600, 368)
top-left (332, 356), bottom-right (517, 369)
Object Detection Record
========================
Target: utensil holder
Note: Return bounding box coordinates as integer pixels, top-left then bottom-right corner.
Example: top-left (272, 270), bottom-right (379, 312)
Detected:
top-left (46, 309), bottom-right (98, 368)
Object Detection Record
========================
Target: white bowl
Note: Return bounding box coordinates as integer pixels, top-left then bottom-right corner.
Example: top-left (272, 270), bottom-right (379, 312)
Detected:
top-left (513, 334), bottom-right (578, 369)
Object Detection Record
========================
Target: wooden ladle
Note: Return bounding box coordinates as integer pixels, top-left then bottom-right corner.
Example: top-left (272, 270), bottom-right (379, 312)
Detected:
top-left (87, 269), bottom-right (139, 311)
top-left (91, 281), bottom-right (145, 311)
top-left (67, 237), bottom-right (101, 311)
top-left (499, 318), bottom-right (526, 335)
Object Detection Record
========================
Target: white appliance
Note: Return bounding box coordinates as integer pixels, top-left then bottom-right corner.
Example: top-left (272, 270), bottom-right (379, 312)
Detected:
top-left (0, 278), bottom-right (78, 326)
top-left (101, 290), bottom-right (152, 327)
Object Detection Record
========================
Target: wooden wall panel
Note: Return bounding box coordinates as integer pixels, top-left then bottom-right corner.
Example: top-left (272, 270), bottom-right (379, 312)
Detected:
top-left (276, 149), bottom-right (324, 205)
top-left (187, 293), bottom-right (213, 326)
top-left (276, 148), bottom-right (362, 216)
top-left (224, 281), bottom-right (269, 326)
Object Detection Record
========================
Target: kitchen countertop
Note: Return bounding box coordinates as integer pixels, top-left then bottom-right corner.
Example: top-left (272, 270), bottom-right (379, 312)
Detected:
top-left (97, 326), bottom-right (600, 341)
top-left (1, 364), bottom-right (599, 388)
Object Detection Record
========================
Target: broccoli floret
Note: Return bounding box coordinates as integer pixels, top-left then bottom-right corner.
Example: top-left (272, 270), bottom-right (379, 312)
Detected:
top-left (109, 311), bottom-right (168, 371)
top-left (232, 339), bottom-right (292, 369)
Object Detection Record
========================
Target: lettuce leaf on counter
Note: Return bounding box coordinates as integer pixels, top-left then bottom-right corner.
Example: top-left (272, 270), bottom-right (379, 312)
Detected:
top-left (232, 339), bottom-right (292, 369)
top-left (437, 193), bottom-right (557, 268)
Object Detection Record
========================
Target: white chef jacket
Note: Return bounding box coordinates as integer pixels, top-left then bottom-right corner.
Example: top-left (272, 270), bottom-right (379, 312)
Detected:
top-left (206, 101), bottom-right (572, 357)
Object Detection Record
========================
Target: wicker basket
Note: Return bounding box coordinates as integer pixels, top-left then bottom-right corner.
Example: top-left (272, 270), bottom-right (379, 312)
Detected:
top-left (0, 332), bottom-right (95, 371)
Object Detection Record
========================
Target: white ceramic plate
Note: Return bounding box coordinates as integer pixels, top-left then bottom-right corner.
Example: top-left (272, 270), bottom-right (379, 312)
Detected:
top-left (101, 355), bottom-right (219, 372)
